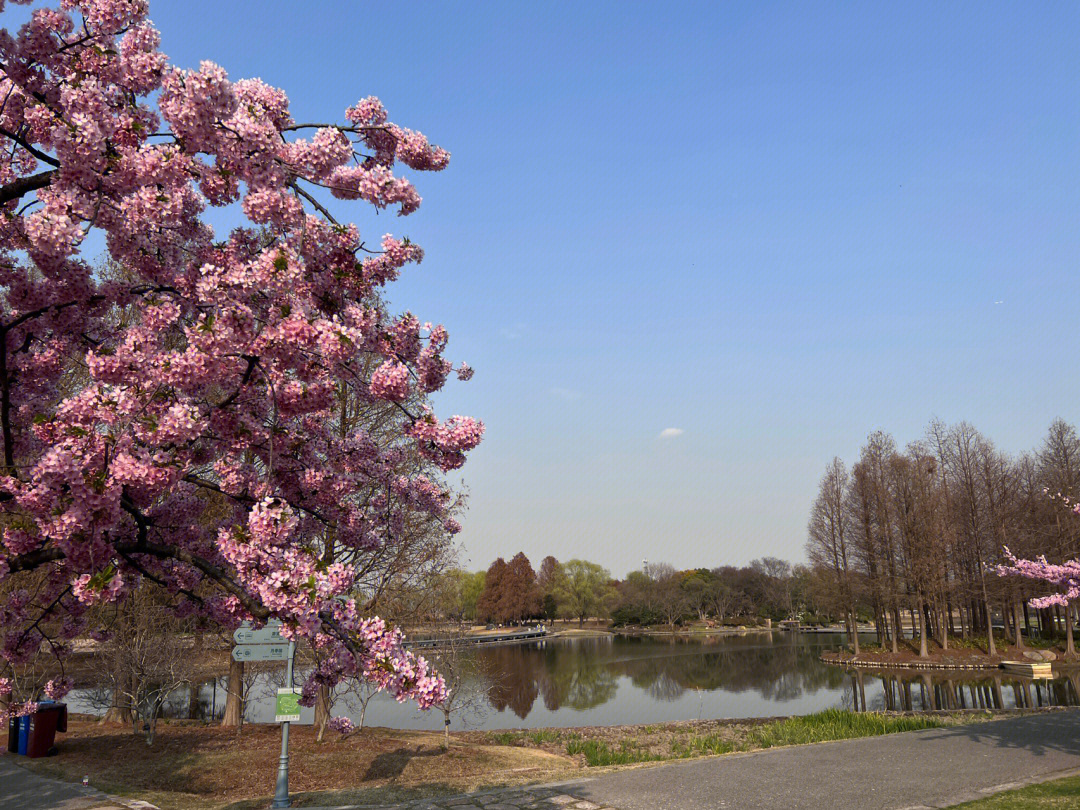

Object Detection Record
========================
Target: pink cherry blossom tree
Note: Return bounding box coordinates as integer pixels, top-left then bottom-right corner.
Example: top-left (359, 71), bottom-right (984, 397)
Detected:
top-left (999, 545), bottom-right (1080, 610)
top-left (0, 0), bottom-right (483, 722)
top-left (999, 495), bottom-right (1080, 616)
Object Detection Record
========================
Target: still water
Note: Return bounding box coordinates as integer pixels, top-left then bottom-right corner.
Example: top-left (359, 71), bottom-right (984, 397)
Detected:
top-left (67, 632), bottom-right (1080, 731)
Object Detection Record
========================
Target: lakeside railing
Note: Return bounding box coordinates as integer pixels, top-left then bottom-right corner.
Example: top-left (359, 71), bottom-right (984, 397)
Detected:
top-left (405, 627), bottom-right (549, 650)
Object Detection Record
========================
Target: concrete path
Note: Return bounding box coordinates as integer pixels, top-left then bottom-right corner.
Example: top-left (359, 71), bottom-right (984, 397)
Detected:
top-left (0, 756), bottom-right (130, 810)
top-left (560, 710), bottom-right (1080, 810)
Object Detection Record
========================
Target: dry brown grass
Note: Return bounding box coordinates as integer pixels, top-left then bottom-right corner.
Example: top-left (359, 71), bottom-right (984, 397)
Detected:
top-left (21, 716), bottom-right (577, 810)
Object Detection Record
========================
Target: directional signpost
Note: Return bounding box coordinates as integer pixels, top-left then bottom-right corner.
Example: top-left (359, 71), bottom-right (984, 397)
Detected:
top-left (231, 621), bottom-right (297, 808)
top-left (231, 643), bottom-right (290, 662)
top-left (234, 621), bottom-right (286, 646)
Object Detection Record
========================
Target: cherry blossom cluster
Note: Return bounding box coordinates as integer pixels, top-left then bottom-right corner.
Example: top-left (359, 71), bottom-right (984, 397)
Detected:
top-left (998, 547), bottom-right (1080, 609)
top-left (997, 489), bottom-right (1080, 608)
top-left (0, 0), bottom-right (481, 720)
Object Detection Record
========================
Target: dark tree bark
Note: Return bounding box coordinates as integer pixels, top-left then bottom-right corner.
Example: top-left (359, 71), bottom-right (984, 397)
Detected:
top-left (221, 658), bottom-right (244, 728)
top-left (314, 683), bottom-right (331, 742)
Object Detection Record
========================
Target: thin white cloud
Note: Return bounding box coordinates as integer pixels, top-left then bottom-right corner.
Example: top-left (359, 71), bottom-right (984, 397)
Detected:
top-left (500, 322), bottom-right (527, 340)
top-left (658, 428), bottom-right (684, 439)
top-left (550, 387), bottom-right (581, 401)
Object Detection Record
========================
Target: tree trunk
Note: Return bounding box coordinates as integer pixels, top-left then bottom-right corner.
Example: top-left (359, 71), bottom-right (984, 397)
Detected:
top-left (187, 631), bottom-right (204, 719)
top-left (102, 668), bottom-right (133, 725)
top-left (314, 683), bottom-right (331, 743)
top-left (916, 596), bottom-right (928, 658)
top-left (187, 681), bottom-right (201, 720)
top-left (848, 610), bottom-right (860, 656)
top-left (1013, 600), bottom-right (1026, 649)
top-left (1066, 605), bottom-right (1076, 658)
top-left (981, 584), bottom-right (996, 657)
top-left (890, 605), bottom-right (900, 654)
top-left (221, 658), bottom-right (244, 728)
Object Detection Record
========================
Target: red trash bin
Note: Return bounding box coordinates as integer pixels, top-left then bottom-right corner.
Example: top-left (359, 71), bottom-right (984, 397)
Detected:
top-left (26, 703), bottom-right (66, 758)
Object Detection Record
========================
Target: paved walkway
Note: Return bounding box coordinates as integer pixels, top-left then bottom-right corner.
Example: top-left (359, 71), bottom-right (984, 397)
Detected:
top-left (307, 711), bottom-right (1080, 810)
top-left (563, 710), bottom-right (1080, 810)
top-left (331, 787), bottom-right (614, 809)
top-left (0, 755), bottom-right (125, 810)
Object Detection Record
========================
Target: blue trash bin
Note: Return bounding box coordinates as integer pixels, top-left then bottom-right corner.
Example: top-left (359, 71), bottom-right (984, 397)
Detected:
top-left (17, 714), bottom-right (30, 755)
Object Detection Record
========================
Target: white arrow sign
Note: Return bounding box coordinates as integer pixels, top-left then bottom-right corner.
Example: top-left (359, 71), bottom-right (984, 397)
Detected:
top-left (233, 621), bottom-right (285, 646)
top-left (231, 643), bottom-right (290, 662)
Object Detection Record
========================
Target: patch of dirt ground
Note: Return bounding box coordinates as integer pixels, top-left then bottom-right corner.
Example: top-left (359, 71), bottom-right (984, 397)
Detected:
top-left (18, 716), bottom-right (577, 810)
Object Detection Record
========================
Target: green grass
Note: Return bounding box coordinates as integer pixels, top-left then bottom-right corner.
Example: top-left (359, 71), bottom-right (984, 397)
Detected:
top-left (484, 728), bottom-right (564, 746)
top-left (525, 729), bottom-right (562, 745)
top-left (564, 738), bottom-right (661, 766)
top-left (669, 733), bottom-right (738, 757)
top-left (748, 709), bottom-right (946, 749)
top-left (488, 709), bottom-right (966, 767)
top-left (947, 774), bottom-right (1080, 808)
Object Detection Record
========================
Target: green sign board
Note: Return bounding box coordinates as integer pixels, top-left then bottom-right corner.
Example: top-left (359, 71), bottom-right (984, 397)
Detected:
top-left (275, 688), bottom-right (301, 723)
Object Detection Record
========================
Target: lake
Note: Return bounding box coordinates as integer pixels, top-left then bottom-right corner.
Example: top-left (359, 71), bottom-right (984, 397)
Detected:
top-left (66, 631), bottom-right (1080, 731)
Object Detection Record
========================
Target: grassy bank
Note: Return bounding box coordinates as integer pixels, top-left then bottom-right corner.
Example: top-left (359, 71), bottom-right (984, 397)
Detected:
top-left (480, 708), bottom-right (994, 767)
top-left (948, 774), bottom-right (1080, 808)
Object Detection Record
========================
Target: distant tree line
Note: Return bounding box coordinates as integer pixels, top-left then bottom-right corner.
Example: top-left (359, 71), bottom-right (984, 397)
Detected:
top-left (807, 419), bottom-right (1080, 658)
top-left (429, 553), bottom-right (834, 629)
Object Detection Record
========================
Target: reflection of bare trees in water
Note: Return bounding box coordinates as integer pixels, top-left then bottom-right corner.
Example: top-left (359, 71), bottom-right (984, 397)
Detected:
top-left (848, 668), bottom-right (1080, 713)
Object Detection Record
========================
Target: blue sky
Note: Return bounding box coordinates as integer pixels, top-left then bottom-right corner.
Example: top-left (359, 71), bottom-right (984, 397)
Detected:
top-left (125, 2), bottom-right (1080, 574)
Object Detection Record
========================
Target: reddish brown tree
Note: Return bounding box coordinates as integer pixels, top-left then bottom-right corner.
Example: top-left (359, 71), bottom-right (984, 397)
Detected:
top-left (476, 553), bottom-right (541, 624)
top-left (476, 558), bottom-right (508, 623)
top-left (499, 553), bottom-right (542, 624)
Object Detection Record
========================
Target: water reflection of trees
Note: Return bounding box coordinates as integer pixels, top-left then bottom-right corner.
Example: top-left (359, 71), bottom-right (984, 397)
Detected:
top-left (475, 641), bottom-right (618, 718)
top-left (477, 646), bottom-right (540, 719)
top-left (458, 636), bottom-right (1080, 722)
top-left (851, 668), bottom-right (1080, 713)
top-left (614, 634), bottom-right (848, 704)
top-left (472, 634), bottom-right (855, 717)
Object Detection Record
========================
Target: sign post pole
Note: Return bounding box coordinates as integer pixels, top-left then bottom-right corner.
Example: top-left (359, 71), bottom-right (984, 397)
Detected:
top-left (271, 640), bottom-right (297, 809)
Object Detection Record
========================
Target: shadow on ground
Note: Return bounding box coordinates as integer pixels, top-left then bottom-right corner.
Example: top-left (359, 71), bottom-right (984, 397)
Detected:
top-left (362, 745), bottom-right (446, 782)
top-left (916, 710), bottom-right (1080, 758)
top-left (220, 782), bottom-right (465, 810)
